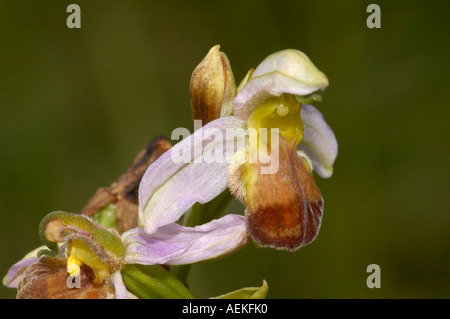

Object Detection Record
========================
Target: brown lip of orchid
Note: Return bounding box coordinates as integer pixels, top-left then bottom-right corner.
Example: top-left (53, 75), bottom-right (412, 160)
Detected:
top-left (228, 93), bottom-right (324, 251)
top-left (138, 47), bottom-right (338, 251)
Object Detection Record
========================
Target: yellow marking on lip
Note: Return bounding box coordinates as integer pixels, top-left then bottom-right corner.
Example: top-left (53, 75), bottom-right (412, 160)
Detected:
top-left (65, 239), bottom-right (112, 284)
top-left (247, 94), bottom-right (304, 151)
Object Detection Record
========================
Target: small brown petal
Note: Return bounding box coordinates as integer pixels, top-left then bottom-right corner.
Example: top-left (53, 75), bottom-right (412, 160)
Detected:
top-left (17, 257), bottom-right (115, 299)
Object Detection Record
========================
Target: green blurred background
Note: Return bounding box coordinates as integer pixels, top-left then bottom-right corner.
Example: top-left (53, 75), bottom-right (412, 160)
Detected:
top-left (1, 0), bottom-right (449, 299)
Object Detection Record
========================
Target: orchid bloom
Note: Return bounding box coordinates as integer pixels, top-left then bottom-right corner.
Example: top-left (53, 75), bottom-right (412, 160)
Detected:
top-left (4, 210), bottom-right (248, 298)
top-left (139, 46), bottom-right (337, 251)
top-left (4, 46), bottom-right (336, 299)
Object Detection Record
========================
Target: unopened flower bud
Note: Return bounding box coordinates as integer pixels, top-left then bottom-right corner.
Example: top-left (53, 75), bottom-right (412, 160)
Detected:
top-left (190, 45), bottom-right (236, 125)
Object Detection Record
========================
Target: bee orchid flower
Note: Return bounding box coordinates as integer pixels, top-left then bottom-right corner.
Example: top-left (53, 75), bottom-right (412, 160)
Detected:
top-left (3, 134), bottom-right (249, 299)
top-left (139, 46), bottom-right (337, 251)
top-left (4, 210), bottom-right (248, 298)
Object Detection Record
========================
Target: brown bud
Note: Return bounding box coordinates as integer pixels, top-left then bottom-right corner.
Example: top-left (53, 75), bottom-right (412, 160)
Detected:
top-left (190, 45), bottom-right (236, 125)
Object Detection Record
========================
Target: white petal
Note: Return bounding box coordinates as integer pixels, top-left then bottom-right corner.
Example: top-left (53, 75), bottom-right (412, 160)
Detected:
top-left (234, 49), bottom-right (328, 120)
top-left (299, 104), bottom-right (338, 178)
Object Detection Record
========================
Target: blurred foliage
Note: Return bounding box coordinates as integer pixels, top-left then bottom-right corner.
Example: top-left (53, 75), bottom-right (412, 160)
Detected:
top-left (1, 0), bottom-right (449, 298)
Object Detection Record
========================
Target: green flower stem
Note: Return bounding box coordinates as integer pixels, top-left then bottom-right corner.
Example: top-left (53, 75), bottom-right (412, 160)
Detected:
top-left (169, 264), bottom-right (191, 287)
top-left (171, 189), bottom-right (234, 285)
top-left (121, 264), bottom-right (194, 299)
top-left (182, 189), bottom-right (234, 228)
top-left (92, 203), bottom-right (119, 231)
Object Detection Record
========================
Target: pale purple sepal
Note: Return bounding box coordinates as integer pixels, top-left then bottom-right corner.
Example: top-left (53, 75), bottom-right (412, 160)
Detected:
top-left (139, 116), bottom-right (246, 234)
top-left (122, 214), bottom-right (248, 265)
top-left (4, 243), bottom-right (67, 288)
top-left (4, 257), bottom-right (38, 288)
top-left (299, 104), bottom-right (338, 178)
top-left (234, 49), bottom-right (329, 120)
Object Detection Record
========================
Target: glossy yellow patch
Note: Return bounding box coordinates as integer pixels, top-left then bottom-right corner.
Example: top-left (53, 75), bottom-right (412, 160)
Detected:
top-left (247, 94), bottom-right (304, 152)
